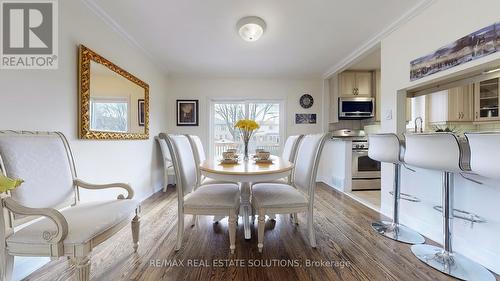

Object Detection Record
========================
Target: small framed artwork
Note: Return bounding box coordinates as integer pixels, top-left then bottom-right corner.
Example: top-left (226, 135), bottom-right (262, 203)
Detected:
top-left (138, 99), bottom-right (145, 126)
top-left (295, 113), bottom-right (317, 124)
top-left (177, 99), bottom-right (199, 126)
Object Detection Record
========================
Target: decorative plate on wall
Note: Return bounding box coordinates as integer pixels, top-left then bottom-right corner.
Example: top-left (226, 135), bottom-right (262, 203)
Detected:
top-left (299, 94), bottom-right (314, 109)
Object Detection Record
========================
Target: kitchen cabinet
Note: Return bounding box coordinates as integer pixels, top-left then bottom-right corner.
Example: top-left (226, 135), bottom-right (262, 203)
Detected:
top-left (427, 85), bottom-right (473, 124)
top-left (474, 78), bottom-right (500, 121)
top-left (339, 71), bottom-right (372, 97)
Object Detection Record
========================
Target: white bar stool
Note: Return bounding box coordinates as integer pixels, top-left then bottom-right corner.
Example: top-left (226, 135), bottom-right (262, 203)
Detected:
top-left (405, 133), bottom-right (494, 281)
top-left (368, 133), bottom-right (425, 244)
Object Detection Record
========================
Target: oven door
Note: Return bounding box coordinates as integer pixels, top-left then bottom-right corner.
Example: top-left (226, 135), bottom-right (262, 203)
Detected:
top-left (352, 150), bottom-right (381, 179)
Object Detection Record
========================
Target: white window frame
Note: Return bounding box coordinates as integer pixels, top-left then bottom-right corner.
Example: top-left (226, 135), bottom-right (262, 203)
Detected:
top-left (90, 96), bottom-right (130, 133)
top-left (209, 98), bottom-right (286, 159)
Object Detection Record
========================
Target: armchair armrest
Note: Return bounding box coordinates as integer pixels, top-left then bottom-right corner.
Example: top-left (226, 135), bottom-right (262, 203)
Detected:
top-left (74, 179), bottom-right (134, 199)
top-left (2, 197), bottom-right (68, 251)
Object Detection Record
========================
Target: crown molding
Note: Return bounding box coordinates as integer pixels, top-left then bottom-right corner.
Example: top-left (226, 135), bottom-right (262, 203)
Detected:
top-left (80, 0), bottom-right (169, 75)
top-left (322, 0), bottom-right (436, 79)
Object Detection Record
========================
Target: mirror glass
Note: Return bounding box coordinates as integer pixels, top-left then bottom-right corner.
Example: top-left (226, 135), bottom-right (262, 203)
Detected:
top-left (89, 61), bottom-right (146, 134)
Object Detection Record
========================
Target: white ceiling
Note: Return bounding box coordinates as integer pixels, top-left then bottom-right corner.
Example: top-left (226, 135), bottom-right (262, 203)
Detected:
top-left (91, 0), bottom-right (423, 78)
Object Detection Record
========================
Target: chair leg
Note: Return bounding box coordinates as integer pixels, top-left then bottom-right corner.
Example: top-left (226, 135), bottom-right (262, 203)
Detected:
top-left (307, 208), bottom-right (316, 248)
top-left (131, 212), bottom-right (140, 252)
top-left (72, 256), bottom-right (90, 281)
top-left (228, 210), bottom-right (237, 254)
top-left (0, 251), bottom-right (14, 281)
top-left (257, 210), bottom-right (265, 253)
top-left (175, 212), bottom-right (184, 251)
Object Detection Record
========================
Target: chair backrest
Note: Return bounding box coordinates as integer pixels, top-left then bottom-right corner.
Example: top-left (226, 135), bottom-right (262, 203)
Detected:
top-left (160, 134), bottom-right (197, 197)
top-left (404, 133), bottom-right (464, 173)
top-left (155, 136), bottom-right (173, 166)
top-left (465, 132), bottom-right (500, 180)
top-left (186, 135), bottom-right (206, 163)
top-left (292, 133), bottom-right (328, 197)
top-left (0, 131), bottom-right (77, 225)
top-left (368, 133), bottom-right (402, 164)
top-left (282, 135), bottom-right (304, 163)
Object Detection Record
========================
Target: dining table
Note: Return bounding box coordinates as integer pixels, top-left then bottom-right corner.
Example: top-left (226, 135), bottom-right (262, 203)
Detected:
top-left (199, 155), bottom-right (294, 239)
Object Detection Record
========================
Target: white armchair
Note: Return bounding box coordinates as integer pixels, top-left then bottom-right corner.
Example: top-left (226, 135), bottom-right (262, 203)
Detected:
top-left (0, 131), bottom-right (140, 281)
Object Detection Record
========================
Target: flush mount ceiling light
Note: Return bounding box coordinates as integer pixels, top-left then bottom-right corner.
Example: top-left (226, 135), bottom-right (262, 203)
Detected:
top-left (237, 16), bottom-right (266, 42)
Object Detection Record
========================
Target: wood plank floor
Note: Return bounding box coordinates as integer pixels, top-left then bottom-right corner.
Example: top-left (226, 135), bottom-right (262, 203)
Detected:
top-left (24, 183), bottom-right (497, 281)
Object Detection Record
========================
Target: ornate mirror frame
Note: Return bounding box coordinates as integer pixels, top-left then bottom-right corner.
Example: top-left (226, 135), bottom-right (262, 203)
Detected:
top-left (78, 45), bottom-right (150, 140)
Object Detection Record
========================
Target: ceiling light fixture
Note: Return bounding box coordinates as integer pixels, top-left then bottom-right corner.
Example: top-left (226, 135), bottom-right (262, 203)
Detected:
top-left (237, 16), bottom-right (266, 42)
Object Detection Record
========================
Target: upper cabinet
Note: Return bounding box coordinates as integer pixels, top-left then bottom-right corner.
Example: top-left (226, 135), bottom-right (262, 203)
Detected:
top-left (474, 78), bottom-right (500, 121)
top-left (427, 85), bottom-right (473, 124)
top-left (339, 71), bottom-right (372, 97)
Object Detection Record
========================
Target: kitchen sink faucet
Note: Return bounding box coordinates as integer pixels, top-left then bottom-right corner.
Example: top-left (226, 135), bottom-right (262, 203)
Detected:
top-left (414, 117), bottom-right (423, 133)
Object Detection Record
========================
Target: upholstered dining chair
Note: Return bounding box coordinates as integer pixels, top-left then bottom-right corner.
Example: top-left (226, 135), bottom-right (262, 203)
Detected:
top-left (251, 133), bottom-right (328, 252)
top-left (160, 133), bottom-right (240, 253)
top-left (155, 136), bottom-right (176, 191)
top-left (0, 131), bottom-right (140, 281)
top-left (185, 134), bottom-right (236, 186)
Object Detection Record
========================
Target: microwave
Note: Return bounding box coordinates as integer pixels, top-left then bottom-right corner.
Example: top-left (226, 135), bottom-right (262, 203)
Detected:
top-left (338, 97), bottom-right (375, 119)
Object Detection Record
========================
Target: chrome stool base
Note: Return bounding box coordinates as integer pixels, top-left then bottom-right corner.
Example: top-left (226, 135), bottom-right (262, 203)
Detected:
top-left (411, 244), bottom-right (495, 281)
top-left (372, 221), bottom-right (425, 244)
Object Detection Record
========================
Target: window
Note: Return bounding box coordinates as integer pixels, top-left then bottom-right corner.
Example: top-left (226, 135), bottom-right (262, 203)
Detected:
top-left (210, 100), bottom-right (284, 158)
top-left (90, 97), bottom-right (129, 132)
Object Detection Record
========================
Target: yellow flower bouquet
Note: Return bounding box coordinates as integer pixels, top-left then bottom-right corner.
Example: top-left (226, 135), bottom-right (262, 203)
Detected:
top-left (234, 119), bottom-right (260, 159)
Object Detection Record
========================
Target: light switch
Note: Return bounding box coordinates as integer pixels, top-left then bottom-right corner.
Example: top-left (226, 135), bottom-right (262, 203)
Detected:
top-left (385, 110), bottom-right (392, 120)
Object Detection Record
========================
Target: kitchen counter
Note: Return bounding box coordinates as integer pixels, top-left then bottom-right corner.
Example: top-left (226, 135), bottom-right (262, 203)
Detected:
top-left (317, 138), bottom-right (352, 192)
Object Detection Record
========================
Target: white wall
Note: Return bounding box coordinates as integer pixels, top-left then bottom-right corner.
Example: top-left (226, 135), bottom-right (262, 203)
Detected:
top-left (166, 77), bottom-right (324, 152)
top-left (0, 1), bottom-right (170, 278)
top-left (381, 0), bottom-right (500, 273)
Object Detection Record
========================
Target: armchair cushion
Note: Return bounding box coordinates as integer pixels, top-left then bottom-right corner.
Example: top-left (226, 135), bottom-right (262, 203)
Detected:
top-left (7, 199), bottom-right (139, 246)
top-left (252, 183), bottom-right (307, 209)
top-left (184, 184), bottom-right (239, 209)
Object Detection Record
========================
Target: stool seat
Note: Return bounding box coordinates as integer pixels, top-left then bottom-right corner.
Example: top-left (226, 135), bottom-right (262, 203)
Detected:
top-left (367, 133), bottom-right (424, 245)
top-left (465, 132), bottom-right (500, 180)
top-left (404, 132), bottom-right (494, 281)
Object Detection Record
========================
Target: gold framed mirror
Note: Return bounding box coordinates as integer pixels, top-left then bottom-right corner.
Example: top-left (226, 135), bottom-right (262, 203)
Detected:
top-left (78, 45), bottom-right (149, 140)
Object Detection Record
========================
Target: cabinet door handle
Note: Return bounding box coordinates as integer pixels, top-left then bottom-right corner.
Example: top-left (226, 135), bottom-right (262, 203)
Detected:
top-left (476, 112), bottom-right (478, 119)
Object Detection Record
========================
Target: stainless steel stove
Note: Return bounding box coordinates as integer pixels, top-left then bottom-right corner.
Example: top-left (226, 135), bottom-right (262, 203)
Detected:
top-left (332, 129), bottom-right (381, 191)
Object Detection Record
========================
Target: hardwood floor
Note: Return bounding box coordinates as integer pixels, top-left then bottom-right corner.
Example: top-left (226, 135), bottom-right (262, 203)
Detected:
top-left (24, 183), bottom-right (495, 281)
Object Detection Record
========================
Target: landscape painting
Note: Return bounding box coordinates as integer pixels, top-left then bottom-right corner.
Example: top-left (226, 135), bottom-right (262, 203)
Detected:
top-left (410, 23), bottom-right (498, 81)
top-left (295, 113), bottom-right (317, 124)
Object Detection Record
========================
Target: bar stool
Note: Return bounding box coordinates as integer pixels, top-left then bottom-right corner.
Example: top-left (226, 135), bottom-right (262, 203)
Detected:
top-left (368, 133), bottom-right (425, 244)
top-left (405, 133), bottom-right (494, 281)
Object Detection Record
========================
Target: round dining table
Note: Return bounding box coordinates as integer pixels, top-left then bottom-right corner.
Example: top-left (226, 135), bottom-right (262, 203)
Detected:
top-left (199, 155), bottom-right (294, 239)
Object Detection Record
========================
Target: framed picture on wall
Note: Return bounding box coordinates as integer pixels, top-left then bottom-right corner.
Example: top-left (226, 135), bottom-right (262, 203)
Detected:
top-left (177, 99), bottom-right (199, 126)
top-left (138, 99), bottom-right (145, 126)
top-left (295, 113), bottom-right (316, 124)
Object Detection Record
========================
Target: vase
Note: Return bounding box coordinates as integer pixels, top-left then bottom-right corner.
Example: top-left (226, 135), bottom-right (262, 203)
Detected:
top-left (243, 140), bottom-right (249, 160)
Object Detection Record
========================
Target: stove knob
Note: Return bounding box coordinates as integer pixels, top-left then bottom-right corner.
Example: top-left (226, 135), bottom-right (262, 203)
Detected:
top-left (355, 144), bottom-right (360, 149)
top-left (360, 144), bottom-right (365, 149)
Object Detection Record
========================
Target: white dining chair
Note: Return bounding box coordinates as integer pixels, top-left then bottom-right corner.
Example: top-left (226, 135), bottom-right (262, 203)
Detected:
top-left (185, 134), bottom-right (236, 186)
top-left (155, 136), bottom-right (175, 191)
top-left (251, 133), bottom-right (328, 252)
top-left (0, 131), bottom-right (140, 281)
top-left (160, 133), bottom-right (240, 253)
top-left (252, 134), bottom-right (304, 222)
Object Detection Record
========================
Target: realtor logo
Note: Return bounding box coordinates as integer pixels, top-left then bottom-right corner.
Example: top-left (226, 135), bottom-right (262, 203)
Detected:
top-left (1, 0), bottom-right (58, 69)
